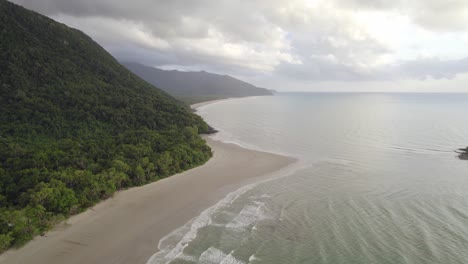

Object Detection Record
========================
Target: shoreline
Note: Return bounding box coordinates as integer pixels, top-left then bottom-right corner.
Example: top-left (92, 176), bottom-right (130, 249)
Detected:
top-left (0, 99), bottom-right (295, 264)
top-left (190, 96), bottom-right (262, 111)
top-left (190, 98), bottom-right (230, 110)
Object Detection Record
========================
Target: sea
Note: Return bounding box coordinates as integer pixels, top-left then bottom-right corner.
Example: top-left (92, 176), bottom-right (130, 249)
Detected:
top-left (148, 93), bottom-right (468, 264)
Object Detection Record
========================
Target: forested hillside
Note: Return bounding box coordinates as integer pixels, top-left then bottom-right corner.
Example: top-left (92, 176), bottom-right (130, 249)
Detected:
top-left (0, 0), bottom-right (211, 251)
top-left (123, 62), bottom-right (273, 104)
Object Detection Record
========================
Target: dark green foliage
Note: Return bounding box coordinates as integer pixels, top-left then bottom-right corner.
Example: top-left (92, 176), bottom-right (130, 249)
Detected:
top-left (0, 0), bottom-right (212, 251)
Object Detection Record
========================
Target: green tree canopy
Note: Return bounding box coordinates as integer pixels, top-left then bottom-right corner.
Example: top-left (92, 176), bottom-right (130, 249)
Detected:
top-left (0, 0), bottom-right (212, 250)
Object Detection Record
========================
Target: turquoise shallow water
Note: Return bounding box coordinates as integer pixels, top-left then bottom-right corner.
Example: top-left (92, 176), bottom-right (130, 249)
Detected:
top-left (149, 93), bottom-right (468, 264)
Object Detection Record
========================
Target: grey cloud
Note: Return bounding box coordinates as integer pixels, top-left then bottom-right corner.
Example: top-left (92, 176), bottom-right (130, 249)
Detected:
top-left (10, 0), bottom-right (468, 85)
top-left (13, 0), bottom-right (273, 41)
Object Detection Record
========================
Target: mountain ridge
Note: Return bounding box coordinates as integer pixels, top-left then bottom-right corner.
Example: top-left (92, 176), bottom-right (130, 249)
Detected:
top-left (123, 62), bottom-right (273, 103)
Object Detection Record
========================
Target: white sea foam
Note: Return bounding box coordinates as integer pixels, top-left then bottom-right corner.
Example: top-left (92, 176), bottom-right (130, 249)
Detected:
top-left (198, 247), bottom-right (246, 264)
top-left (248, 254), bottom-right (260, 263)
top-left (180, 93), bottom-right (468, 264)
top-left (225, 202), bottom-right (266, 231)
top-left (146, 161), bottom-right (307, 264)
top-left (146, 183), bottom-right (256, 264)
top-left (146, 149), bottom-right (307, 264)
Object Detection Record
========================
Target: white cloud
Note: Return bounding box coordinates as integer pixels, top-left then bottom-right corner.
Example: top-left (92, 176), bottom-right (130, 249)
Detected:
top-left (333, 0), bottom-right (468, 32)
top-left (11, 0), bottom-right (468, 90)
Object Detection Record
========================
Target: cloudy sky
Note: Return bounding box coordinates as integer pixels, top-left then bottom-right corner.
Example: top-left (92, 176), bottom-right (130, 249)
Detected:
top-left (12, 0), bottom-right (468, 92)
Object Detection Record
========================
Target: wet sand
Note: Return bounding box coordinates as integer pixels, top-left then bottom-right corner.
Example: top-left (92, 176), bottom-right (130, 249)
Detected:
top-left (0, 137), bottom-right (294, 264)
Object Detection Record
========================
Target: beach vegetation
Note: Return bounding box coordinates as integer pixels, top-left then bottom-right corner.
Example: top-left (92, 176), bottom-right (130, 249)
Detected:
top-left (0, 0), bottom-right (212, 251)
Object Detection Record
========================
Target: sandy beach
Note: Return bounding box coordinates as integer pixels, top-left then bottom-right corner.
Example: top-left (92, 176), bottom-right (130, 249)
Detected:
top-left (190, 98), bottom-right (232, 110)
top-left (0, 136), bottom-right (295, 264)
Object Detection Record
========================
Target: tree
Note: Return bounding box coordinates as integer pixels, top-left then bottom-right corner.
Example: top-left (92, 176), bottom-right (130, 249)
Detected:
top-left (0, 234), bottom-right (12, 252)
top-left (0, 0), bottom-right (212, 250)
top-left (26, 179), bottom-right (78, 215)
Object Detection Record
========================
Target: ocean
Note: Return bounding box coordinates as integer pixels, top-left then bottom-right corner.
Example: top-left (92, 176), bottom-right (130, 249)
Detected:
top-left (148, 93), bottom-right (468, 264)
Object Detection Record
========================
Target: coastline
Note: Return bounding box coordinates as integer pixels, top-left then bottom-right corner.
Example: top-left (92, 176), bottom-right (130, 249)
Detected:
top-left (0, 100), bottom-right (295, 264)
top-left (190, 98), bottom-right (232, 110)
top-left (190, 96), bottom-right (261, 110)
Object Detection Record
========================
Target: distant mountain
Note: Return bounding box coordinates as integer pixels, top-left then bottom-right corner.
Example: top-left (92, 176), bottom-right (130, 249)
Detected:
top-left (123, 62), bottom-right (273, 102)
top-left (0, 0), bottom-right (211, 250)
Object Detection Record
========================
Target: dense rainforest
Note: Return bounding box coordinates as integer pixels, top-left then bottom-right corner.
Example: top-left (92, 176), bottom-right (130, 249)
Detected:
top-left (0, 0), bottom-right (212, 251)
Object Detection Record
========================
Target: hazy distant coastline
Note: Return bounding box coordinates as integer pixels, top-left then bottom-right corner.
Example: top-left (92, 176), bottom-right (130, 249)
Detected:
top-left (123, 62), bottom-right (273, 104)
